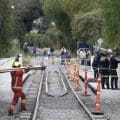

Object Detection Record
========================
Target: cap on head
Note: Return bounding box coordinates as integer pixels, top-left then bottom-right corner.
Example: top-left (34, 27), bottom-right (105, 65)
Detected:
top-left (12, 61), bottom-right (21, 68)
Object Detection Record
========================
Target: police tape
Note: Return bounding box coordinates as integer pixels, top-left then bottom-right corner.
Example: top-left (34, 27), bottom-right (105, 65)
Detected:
top-left (100, 75), bottom-right (119, 78)
top-left (43, 57), bottom-right (119, 71)
top-left (43, 57), bottom-right (90, 62)
top-left (42, 57), bottom-right (119, 71)
top-left (92, 67), bottom-right (119, 71)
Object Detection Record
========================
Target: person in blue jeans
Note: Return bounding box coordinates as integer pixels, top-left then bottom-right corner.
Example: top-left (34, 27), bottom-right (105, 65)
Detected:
top-left (61, 51), bottom-right (66, 65)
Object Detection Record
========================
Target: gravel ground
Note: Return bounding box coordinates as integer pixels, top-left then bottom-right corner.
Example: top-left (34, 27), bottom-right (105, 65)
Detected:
top-left (1, 56), bottom-right (120, 120)
top-left (101, 89), bottom-right (120, 120)
top-left (79, 59), bottom-right (120, 120)
top-left (36, 63), bottom-right (91, 120)
top-left (0, 57), bottom-right (42, 120)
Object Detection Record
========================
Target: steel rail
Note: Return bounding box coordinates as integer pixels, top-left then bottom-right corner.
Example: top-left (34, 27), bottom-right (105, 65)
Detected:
top-left (45, 71), bottom-right (55, 97)
top-left (58, 71), bottom-right (68, 96)
top-left (45, 70), bottom-right (68, 97)
top-left (45, 71), bottom-right (49, 93)
top-left (32, 71), bottom-right (45, 120)
top-left (60, 68), bottom-right (96, 120)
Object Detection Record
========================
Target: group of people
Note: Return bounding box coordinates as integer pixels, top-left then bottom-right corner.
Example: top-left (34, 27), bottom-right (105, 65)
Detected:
top-left (23, 43), bottom-right (29, 55)
top-left (92, 50), bottom-right (120, 89)
top-left (43, 47), bottom-right (54, 58)
top-left (77, 48), bottom-right (91, 66)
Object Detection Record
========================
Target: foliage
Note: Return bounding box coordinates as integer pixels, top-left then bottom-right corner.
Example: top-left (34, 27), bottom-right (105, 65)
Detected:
top-left (41, 0), bottom-right (102, 51)
top-left (0, 0), bottom-right (14, 57)
top-left (72, 9), bottom-right (103, 46)
top-left (13, 0), bottom-right (43, 46)
top-left (2, 0), bottom-right (116, 56)
top-left (25, 33), bottom-right (51, 48)
top-left (42, 0), bottom-right (71, 47)
top-left (25, 28), bottom-right (68, 49)
top-left (101, 0), bottom-right (120, 48)
top-left (59, 0), bottom-right (100, 18)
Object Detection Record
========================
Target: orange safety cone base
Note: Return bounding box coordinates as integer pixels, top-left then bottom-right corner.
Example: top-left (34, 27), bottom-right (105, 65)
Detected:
top-left (92, 76), bottom-right (103, 115)
top-left (92, 111), bottom-right (104, 115)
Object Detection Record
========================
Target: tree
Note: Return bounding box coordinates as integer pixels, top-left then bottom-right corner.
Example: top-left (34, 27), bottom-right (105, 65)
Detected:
top-left (42, 0), bottom-right (71, 48)
top-left (59, 0), bottom-right (100, 18)
top-left (0, 0), bottom-right (14, 57)
top-left (59, 0), bottom-right (101, 49)
top-left (72, 9), bottom-right (103, 45)
top-left (13, 0), bottom-right (43, 47)
top-left (101, 0), bottom-right (120, 48)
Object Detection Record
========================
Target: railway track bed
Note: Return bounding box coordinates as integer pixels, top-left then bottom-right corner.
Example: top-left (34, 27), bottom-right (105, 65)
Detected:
top-left (7, 62), bottom-right (109, 120)
top-left (14, 64), bottom-right (92, 120)
top-left (36, 64), bottom-right (91, 120)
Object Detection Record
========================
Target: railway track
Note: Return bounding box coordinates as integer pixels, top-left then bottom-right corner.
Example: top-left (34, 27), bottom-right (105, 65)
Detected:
top-left (12, 64), bottom-right (92, 120)
top-left (33, 64), bottom-right (92, 120)
top-left (60, 66), bottom-right (109, 120)
top-left (45, 70), bottom-right (68, 97)
top-left (0, 56), bottom-right (119, 120)
top-left (8, 62), bottom-right (108, 120)
top-left (10, 70), bottom-right (45, 120)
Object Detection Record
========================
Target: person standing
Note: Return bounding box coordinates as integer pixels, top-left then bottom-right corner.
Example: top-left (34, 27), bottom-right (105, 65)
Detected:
top-left (61, 50), bottom-right (66, 65)
top-left (77, 49), bottom-right (80, 59)
top-left (109, 53), bottom-right (120, 89)
top-left (32, 46), bottom-right (37, 57)
top-left (8, 58), bottom-right (30, 116)
top-left (50, 47), bottom-right (54, 58)
top-left (47, 48), bottom-right (50, 59)
top-left (92, 53), bottom-right (100, 79)
top-left (23, 43), bottom-right (29, 55)
top-left (79, 49), bottom-right (86, 65)
top-left (60, 47), bottom-right (67, 65)
top-left (99, 53), bottom-right (110, 89)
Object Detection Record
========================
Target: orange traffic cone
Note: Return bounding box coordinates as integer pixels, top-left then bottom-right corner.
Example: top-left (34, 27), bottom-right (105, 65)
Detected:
top-left (72, 63), bottom-right (77, 80)
top-left (74, 63), bottom-right (77, 72)
top-left (75, 69), bottom-right (80, 90)
top-left (67, 61), bottom-right (71, 78)
top-left (92, 76), bottom-right (104, 115)
top-left (84, 71), bottom-right (88, 95)
top-left (82, 70), bottom-right (90, 96)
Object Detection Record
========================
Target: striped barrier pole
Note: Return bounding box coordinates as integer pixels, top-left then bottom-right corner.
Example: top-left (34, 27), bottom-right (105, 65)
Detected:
top-left (82, 70), bottom-right (90, 96)
top-left (66, 61), bottom-right (71, 78)
top-left (92, 75), bottom-right (104, 115)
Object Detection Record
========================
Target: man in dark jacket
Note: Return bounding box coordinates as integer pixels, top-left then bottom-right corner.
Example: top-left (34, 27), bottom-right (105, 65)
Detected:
top-left (99, 53), bottom-right (110, 89)
top-left (110, 53), bottom-right (120, 89)
top-left (92, 53), bottom-right (100, 79)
